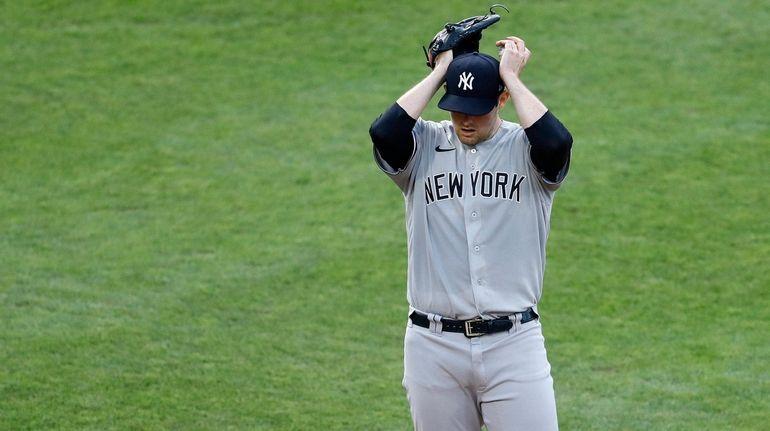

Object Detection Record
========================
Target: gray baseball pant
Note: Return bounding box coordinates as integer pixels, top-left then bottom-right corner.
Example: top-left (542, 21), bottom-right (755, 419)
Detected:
top-left (402, 314), bottom-right (558, 430)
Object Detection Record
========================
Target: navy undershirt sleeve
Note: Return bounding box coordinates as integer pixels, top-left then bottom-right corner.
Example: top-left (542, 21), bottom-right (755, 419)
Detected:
top-left (369, 103), bottom-right (417, 171)
top-left (525, 111), bottom-right (573, 183)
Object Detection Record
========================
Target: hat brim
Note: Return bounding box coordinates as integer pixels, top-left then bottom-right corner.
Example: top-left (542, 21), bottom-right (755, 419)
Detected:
top-left (438, 93), bottom-right (497, 116)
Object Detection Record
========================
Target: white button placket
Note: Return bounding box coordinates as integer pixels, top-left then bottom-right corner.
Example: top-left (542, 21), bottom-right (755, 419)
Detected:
top-left (465, 146), bottom-right (486, 301)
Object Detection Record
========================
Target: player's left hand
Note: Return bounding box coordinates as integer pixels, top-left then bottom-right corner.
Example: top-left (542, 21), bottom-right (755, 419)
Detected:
top-left (496, 36), bottom-right (531, 80)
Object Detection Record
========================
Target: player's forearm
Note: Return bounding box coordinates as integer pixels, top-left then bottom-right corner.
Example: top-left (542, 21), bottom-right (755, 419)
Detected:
top-left (396, 68), bottom-right (447, 120)
top-left (501, 73), bottom-right (547, 129)
top-left (500, 71), bottom-right (572, 182)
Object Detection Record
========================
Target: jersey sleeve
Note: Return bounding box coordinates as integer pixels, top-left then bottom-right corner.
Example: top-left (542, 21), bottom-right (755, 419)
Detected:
top-left (525, 111), bottom-right (573, 187)
top-left (373, 118), bottom-right (445, 194)
top-left (369, 103), bottom-right (417, 171)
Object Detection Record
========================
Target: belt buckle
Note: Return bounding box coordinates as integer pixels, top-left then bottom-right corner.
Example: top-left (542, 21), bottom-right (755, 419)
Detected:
top-left (464, 318), bottom-right (485, 338)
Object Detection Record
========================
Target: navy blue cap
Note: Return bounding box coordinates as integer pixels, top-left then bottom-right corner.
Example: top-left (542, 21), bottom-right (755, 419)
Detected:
top-left (438, 52), bottom-right (504, 116)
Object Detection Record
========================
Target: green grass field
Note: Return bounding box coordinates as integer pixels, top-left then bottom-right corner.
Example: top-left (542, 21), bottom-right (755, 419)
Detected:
top-left (1, 1), bottom-right (768, 429)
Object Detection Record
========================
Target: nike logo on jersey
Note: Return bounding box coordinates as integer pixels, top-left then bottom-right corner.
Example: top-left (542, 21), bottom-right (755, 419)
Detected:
top-left (435, 145), bottom-right (456, 152)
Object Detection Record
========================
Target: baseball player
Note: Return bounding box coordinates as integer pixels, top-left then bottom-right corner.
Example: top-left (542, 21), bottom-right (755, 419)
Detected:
top-left (368, 28), bottom-right (573, 431)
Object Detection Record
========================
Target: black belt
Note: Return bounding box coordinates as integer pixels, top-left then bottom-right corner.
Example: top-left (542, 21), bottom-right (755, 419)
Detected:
top-left (409, 308), bottom-right (538, 338)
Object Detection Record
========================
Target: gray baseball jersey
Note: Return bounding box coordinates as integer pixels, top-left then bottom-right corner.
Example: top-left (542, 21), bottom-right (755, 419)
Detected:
top-left (375, 118), bottom-right (562, 320)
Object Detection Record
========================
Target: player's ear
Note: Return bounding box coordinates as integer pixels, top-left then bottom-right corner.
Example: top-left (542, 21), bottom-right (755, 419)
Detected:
top-left (497, 90), bottom-right (510, 108)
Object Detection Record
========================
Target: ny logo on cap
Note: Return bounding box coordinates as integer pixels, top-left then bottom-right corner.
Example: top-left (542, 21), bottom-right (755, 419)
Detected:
top-left (458, 72), bottom-right (474, 91)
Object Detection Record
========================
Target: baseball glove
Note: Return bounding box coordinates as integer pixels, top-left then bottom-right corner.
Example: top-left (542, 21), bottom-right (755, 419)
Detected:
top-left (423, 4), bottom-right (509, 69)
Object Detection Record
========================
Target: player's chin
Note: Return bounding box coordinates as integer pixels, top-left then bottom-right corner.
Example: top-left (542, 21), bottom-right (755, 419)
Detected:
top-left (457, 130), bottom-right (478, 145)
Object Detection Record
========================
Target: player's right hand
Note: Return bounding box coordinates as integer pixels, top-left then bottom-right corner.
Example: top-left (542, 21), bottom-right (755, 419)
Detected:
top-left (433, 50), bottom-right (453, 77)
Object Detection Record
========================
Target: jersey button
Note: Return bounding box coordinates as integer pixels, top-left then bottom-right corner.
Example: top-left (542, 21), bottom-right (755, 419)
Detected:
top-left (470, 148), bottom-right (477, 154)
top-left (473, 245), bottom-right (480, 252)
top-left (471, 211), bottom-right (478, 218)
